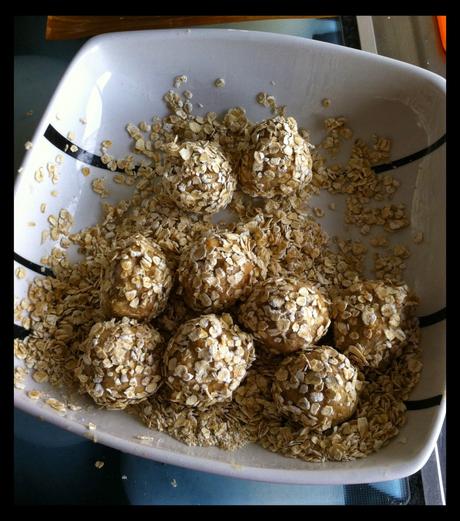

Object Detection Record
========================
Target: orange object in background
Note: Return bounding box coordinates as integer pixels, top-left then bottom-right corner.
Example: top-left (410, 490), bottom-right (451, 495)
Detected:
top-left (437, 16), bottom-right (446, 51)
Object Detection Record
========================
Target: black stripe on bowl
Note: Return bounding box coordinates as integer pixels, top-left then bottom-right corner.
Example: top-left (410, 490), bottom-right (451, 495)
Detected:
top-left (44, 125), bottom-right (135, 174)
top-left (14, 324), bottom-right (30, 339)
top-left (43, 124), bottom-right (446, 177)
top-left (404, 395), bottom-right (443, 410)
top-left (419, 308), bottom-right (446, 327)
top-left (373, 134), bottom-right (446, 174)
top-left (14, 252), bottom-right (54, 277)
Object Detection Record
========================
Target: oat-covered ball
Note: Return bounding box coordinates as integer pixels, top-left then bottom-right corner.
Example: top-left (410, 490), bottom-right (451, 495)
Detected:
top-left (238, 277), bottom-right (330, 354)
top-left (100, 234), bottom-right (173, 321)
top-left (331, 280), bottom-right (418, 369)
top-left (75, 317), bottom-right (163, 410)
top-left (163, 313), bottom-right (255, 407)
top-left (238, 115), bottom-right (313, 198)
top-left (272, 346), bottom-right (359, 430)
top-left (178, 231), bottom-right (266, 313)
top-left (161, 140), bottom-right (236, 214)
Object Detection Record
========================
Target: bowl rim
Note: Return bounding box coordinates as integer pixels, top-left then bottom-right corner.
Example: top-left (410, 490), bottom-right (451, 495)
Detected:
top-left (14, 27), bottom-right (446, 485)
top-left (14, 391), bottom-right (446, 485)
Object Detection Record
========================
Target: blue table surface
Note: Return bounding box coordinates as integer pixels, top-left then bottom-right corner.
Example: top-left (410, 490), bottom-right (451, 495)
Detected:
top-left (14, 15), bottom-right (413, 505)
top-left (15, 408), bottom-right (410, 505)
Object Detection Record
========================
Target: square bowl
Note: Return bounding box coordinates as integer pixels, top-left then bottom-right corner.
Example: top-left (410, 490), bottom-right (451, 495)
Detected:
top-left (14, 28), bottom-right (445, 484)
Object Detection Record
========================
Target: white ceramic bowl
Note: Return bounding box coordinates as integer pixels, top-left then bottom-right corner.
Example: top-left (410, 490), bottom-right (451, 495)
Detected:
top-left (14, 28), bottom-right (446, 485)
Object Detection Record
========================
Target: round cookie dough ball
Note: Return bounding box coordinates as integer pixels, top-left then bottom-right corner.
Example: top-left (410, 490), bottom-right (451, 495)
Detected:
top-left (75, 317), bottom-right (163, 410)
top-left (162, 140), bottom-right (236, 214)
top-left (238, 115), bottom-right (313, 198)
top-left (163, 313), bottom-right (255, 408)
top-left (100, 234), bottom-right (173, 321)
top-left (178, 231), bottom-right (266, 313)
top-left (331, 280), bottom-right (418, 369)
top-left (238, 276), bottom-right (330, 354)
top-left (272, 346), bottom-right (359, 430)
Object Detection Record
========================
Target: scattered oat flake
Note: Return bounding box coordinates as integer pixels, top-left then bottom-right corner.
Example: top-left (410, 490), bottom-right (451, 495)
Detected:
top-left (256, 92), bottom-right (266, 104)
top-left (55, 155), bottom-right (64, 164)
top-left (81, 167), bottom-right (91, 177)
top-left (15, 267), bottom-right (26, 279)
top-left (121, 475), bottom-right (128, 480)
top-left (138, 121), bottom-right (150, 132)
top-left (22, 316), bottom-right (31, 329)
top-left (40, 203), bottom-right (47, 213)
top-left (26, 110), bottom-right (33, 116)
top-left (67, 131), bottom-right (75, 141)
top-left (94, 460), bottom-right (105, 469)
top-left (27, 390), bottom-right (42, 400)
top-left (14, 366), bottom-right (28, 389)
top-left (197, 102), bottom-right (204, 108)
top-left (174, 75), bottom-right (188, 88)
top-left (412, 231), bottom-right (424, 244)
top-left (27, 221), bottom-right (36, 227)
top-left (70, 145), bottom-right (78, 153)
top-left (328, 202), bottom-right (336, 210)
top-left (214, 78), bottom-right (225, 88)
top-left (270, 80), bottom-right (276, 86)
top-left (46, 398), bottom-right (67, 413)
top-left (32, 370), bottom-right (48, 383)
top-left (17, 167), bottom-right (24, 173)
top-left (170, 479), bottom-right (177, 488)
top-left (113, 174), bottom-right (125, 184)
top-left (135, 435), bottom-right (154, 441)
top-left (24, 141), bottom-right (33, 150)
top-left (92, 178), bottom-right (109, 198)
top-left (47, 163), bottom-right (59, 184)
top-left (41, 229), bottom-right (50, 244)
top-left (79, 117), bottom-right (87, 124)
top-left (313, 207), bottom-right (325, 218)
top-left (51, 190), bottom-right (58, 197)
top-left (87, 422), bottom-right (97, 431)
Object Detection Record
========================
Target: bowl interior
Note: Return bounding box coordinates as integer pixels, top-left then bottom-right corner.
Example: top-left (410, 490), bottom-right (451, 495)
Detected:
top-left (14, 29), bottom-right (446, 484)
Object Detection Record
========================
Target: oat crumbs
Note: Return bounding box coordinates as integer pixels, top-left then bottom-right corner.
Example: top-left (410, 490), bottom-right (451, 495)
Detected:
top-left (14, 73), bottom-right (422, 464)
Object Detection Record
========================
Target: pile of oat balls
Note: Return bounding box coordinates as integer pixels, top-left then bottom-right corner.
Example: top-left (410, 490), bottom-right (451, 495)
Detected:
top-left (75, 115), bottom-right (417, 435)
